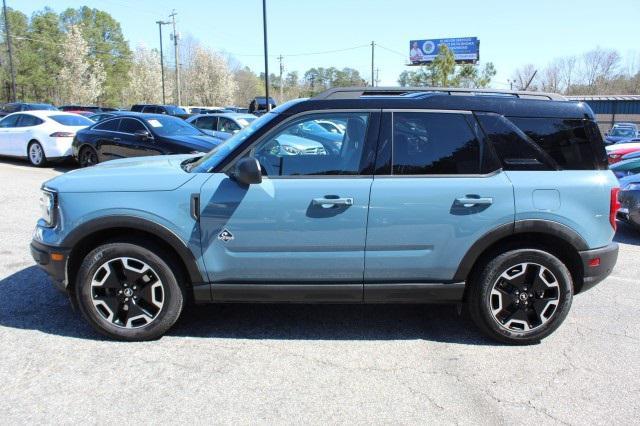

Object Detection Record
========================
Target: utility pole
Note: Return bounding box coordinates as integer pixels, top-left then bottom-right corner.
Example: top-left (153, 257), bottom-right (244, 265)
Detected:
top-left (2, 0), bottom-right (16, 102)
top-left (156, 20), bottom-right (170, 104)
top-left (370, 41), bottom-right (375, 87)
top-left (169, 10), bottom-right (181, 106)
top-left (375, 68), bottom-right (380, 87)
top-left (523, 70), bottom-right (538, 91)
top-left (262, 0), bottom-right (270, 111)
top-left (278, 54), bottom-right (284, 103)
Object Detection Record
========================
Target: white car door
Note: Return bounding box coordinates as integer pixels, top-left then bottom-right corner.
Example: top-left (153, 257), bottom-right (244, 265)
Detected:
top-left (0, 114), bottom-right (21, 156)
top-left (13, 114), bottom-right (43, 157)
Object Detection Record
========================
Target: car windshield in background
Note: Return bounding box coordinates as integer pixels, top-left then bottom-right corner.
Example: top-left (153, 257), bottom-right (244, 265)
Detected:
top-left (166, 106), bottom-right (187, 115)
top-left (50, 114), bottom-right (94, 126)
top-left (618, 138), bottom-right (640, 144)
top-left (145, 116), bottom-right (203, 136)
top-left (611, 127), bottom-right (636, 137)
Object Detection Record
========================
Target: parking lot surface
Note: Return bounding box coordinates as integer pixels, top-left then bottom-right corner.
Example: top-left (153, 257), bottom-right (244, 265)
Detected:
top-left (0, 159), bottom-right (639, 424)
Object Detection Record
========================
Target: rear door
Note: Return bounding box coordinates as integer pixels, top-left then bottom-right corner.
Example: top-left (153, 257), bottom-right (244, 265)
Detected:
top-left (91, 118), bottom-right (121, 161)
top-left (364, 110), bottom-right (514, 290)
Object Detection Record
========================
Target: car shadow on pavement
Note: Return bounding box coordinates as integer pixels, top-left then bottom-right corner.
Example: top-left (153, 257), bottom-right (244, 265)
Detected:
top-left (0, 157), bottom-right (76, 173)
top-left (614, 221), bottom-right (640, 246)
top-left (0, 266), bottom-right (497, 345)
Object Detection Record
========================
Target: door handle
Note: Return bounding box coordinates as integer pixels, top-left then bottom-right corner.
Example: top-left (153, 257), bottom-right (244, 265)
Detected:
top-left (312, 197), bottom-right (354, 207)
top-left (113, 137), bottom-right (121, 142)
top-left (455, 196), bottom-right (493, 206)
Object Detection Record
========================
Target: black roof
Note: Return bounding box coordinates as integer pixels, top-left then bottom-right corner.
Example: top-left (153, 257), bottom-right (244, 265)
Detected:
top-left (280, 87), bottom-right (592, 120)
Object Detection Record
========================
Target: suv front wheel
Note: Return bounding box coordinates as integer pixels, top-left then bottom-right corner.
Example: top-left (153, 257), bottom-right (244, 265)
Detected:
top-left (468, 249), bottom-right (573, 344)
top-left (75, 241), bottom-right (184, 341)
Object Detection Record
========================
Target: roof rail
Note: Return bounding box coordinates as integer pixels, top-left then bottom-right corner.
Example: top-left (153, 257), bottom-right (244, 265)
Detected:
top-left (312, 86), bottom-right (567, 101)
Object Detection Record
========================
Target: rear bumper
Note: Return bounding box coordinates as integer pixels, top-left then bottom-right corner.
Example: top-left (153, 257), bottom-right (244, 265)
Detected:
top-left (30, 240), bottom-right (70, 292)
top-left (578, 243), bottom-right (618, 293)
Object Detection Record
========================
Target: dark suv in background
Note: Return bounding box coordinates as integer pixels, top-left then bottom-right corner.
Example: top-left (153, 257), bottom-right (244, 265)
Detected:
top-left (131, 104), bottom-right (190, 119)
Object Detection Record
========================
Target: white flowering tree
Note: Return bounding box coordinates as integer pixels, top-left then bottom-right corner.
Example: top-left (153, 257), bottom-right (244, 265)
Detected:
top-left (182, 44), bottom-right (236, 107)
top-left (57, 24), bottom-right (106, 105)
top-left (124, 45), bottom-right (164, 105)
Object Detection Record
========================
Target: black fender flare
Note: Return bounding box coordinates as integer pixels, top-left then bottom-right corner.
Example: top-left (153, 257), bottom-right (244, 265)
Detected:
top-left (452, 219), bottom-right (588, 282)
top-left (62, 215), bottom-right (204, 284)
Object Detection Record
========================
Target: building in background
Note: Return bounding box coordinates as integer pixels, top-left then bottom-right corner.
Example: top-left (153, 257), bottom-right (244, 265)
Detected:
top-left (567, 95), bottom-right (640, 134)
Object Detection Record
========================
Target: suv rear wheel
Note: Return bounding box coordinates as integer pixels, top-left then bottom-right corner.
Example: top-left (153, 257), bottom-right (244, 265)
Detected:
top-left (468, 249), bottom-right (573, 344)
top-left (75, 241), bottom-right (184, 341)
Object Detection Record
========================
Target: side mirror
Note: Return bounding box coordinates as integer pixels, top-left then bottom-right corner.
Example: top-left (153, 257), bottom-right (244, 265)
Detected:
top-left (135, 129), bottom-right (152, 141)
top-left (233, 157), bottom-right (262, 185)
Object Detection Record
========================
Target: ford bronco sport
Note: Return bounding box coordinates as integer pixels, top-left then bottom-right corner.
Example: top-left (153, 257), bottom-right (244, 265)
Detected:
top-left (31, 87), bottom-right (619, 343)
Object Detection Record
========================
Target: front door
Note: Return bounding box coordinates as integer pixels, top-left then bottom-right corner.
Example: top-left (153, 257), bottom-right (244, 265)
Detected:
top-left (0, 114), bottom-right (21, 156)
top-left (365, 110), bottom-right (515, 285)
top-left (199, 111), bottom-right (380, 290)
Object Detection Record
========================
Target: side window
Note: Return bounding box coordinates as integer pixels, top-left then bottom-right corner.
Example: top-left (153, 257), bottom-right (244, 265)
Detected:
top-left (197, 116), bottom-right (218, 130)
top-left (248, 113), bottom-right (370, 176)
top-left (218, 117), bottom-right (240, 133)
top-left (94, 118), bottom-right (120, 132)
top-left (475, 113), bottom-right (552, 171)
top-left (0, 115), bottom-right (19, 128)
top-left (119, 118), bottom-right (146, 134)
top-left (142, 106), bottom-right (157, 114)
top-left (392, 112), bottom-right (481, 175)
top-left (508, 117), bottom-right (598, 170)
top-left (17, 114), bottom-right (43, 127)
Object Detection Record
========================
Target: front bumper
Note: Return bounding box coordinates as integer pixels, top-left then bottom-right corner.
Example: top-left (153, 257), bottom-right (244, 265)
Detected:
top-left (578, 243), bottom-right (619, 293)
top-left (30, 240), bottom-right (70, 292)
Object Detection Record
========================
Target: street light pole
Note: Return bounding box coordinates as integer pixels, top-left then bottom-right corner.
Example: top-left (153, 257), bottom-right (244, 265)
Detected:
top-left (262, 0), bottom-right (270, 111)
top-left (169, 10), bottom-right (181, 106)
top-left (2, 0), bottom-right (17, 102)
top-left (156, 20), bottom-right (169, 104)
top-left (370, 41), bottom-right (375, 87)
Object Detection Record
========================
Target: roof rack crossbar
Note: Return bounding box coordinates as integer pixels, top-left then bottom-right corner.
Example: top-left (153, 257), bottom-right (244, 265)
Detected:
top-left (312, 86), bottom-right (566, 101)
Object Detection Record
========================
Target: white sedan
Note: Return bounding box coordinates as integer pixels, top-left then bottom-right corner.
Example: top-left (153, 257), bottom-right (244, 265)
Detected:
top-left (0, 110), bottom-right (93, 166)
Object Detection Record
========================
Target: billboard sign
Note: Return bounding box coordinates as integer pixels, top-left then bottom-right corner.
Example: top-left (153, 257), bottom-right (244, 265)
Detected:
top-left (409, 37), bottom-right (479, 65)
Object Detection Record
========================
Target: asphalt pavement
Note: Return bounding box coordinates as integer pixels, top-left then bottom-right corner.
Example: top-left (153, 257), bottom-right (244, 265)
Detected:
top-left (0, 158), bottom-right (638, 424)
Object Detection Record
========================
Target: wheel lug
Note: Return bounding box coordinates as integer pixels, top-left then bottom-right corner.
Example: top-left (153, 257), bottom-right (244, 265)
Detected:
top-left (125, 297), bottom-right (129, 302)
top-left (133, 296), bottom-right (138, 300)
top-left (123, 304), bottom-right (129, 311)
top-left (123, 283), bottom-right (128, 288)
top-left (118, 290), bottom-right (122, 294)
top-left (515, 291), bottom-right (520, 295)
top-left (529, 293), bottom-right (533, 297)
top-left (133, 286), bottom-right (137, 290)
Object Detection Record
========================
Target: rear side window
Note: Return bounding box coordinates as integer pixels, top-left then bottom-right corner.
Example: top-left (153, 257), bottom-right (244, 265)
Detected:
top-left (475, 113), bottom-right (553, 171)
top-left (508, 117), bottom-right (599, 170)
top-left (17, 114), bottom-right (44, 127)
top-left (49, 115), bottom-right (94, 126)
top-left (392, 112), bottom-right (481, 175)
top-left (196, 116), bottom-right (218, 130)
top-left (94, 118), bottom-right (120, 131)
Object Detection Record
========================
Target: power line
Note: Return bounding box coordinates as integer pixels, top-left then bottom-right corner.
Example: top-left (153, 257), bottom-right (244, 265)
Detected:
top-left (232, 44), bottom-right (369, 58)
top-left (376, 44), bottom-right (406, 58)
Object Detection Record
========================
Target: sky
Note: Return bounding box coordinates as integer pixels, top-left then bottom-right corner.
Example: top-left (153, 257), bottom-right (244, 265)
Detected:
top-left (13, 0), bottom-right (640, 88)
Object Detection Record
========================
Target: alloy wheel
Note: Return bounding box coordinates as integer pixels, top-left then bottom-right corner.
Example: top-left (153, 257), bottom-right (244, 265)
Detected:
top-left (80, 148), bottom-right (98, 167)
top-left (489, 262), bottom-right (561, 332)
top-left (29, 143), bottom-right (43, 165)
top-left (90, 257), bottom-right (165, 328)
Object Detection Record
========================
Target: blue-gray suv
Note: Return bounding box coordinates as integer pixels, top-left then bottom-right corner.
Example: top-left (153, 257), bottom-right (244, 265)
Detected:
top-left (31, 87), bottom-right (620, 343)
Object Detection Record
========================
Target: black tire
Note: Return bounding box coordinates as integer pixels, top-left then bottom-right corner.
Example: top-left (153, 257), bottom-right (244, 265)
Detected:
top-left (78, 145), bottom-right (99, 167)
top-left (468, 249), bottom-right (573, 345)
top-left (27, 141), bottom-right (47, 167)
top-left (75, 241), bottom-right (185, 341)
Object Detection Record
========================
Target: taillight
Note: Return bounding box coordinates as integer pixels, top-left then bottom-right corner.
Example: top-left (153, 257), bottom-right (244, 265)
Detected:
top-left (50, 132), bottom-right (75, 137)
top-left (610, 188), bottom-right (621, 231)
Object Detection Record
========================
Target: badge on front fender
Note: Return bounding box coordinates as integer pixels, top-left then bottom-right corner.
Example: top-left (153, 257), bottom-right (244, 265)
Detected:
top-left (218, 229), bottom-right (234, 242)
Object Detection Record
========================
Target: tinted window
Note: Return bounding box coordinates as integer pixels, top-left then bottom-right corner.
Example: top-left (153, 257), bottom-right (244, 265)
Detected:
top-left (24, 103), bottom-right (57, 111)
top-left (94, 118), bottom-right (120, 131)
top-left (0, 114), bottom-right (19, 128)
top-left (131, 105), bottom-right (145, 112)
top-left (392, 112), bottom-right (481, 175)
top-left (509, 117), bottom-right (598, 170)
top-left (218, 117), bottom-right (241, 133)
top-left (49, 115), bottom-right (94, 126)
top-left (165, 105), bottom-right (186, 115)
top-left (250, 113), bottom-right (370, 176)
top-left (119, 118), bottom-right (146, 134)
top-left (196, 116), bottom-right (218, 130)
top-left (475, 113), bottom-right (552, 171)
top-left (17, 114), bottom-right (43, 127)
top-left (144, 116), bottom-right (202, 137)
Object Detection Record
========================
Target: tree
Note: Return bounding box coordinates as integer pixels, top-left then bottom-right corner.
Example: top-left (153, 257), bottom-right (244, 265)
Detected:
top-left (232, 66), bottom-right (262, 107)
top-left (511, 64), bottom-right (538, 91)
top-left (25, 8), bottom-right (64, 102)
top-left (61, 7), bottom-right (132, 105)
top-left (124, 45), bottom-right (162, 105)
top-left (182, 44), bottom-right (236, 106)
top-left (57, 25), bottom-right (105, 105)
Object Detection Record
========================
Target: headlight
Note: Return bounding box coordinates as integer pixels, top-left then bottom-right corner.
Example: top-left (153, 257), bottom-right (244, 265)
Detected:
top-left (281, 145), bottom-right (300, 155)
top-left (39, 189), bottom-right (56, 227)
top-left (623, 183), bottom-right (640, 191)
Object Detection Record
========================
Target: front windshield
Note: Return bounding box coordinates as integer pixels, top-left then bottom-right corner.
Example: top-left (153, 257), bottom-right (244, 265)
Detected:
top-left (166, 105), bottom-right (187, 115)
top-left (145, 116), bottom-right (204, 136)
top-left (189, 112), bottom-right (277, 172)
top-left (610, 127), bottom-right (636, 137)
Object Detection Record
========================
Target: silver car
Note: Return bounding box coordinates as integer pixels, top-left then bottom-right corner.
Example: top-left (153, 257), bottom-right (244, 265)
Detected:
top-left (186, 113), bottom-right (257, 143)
